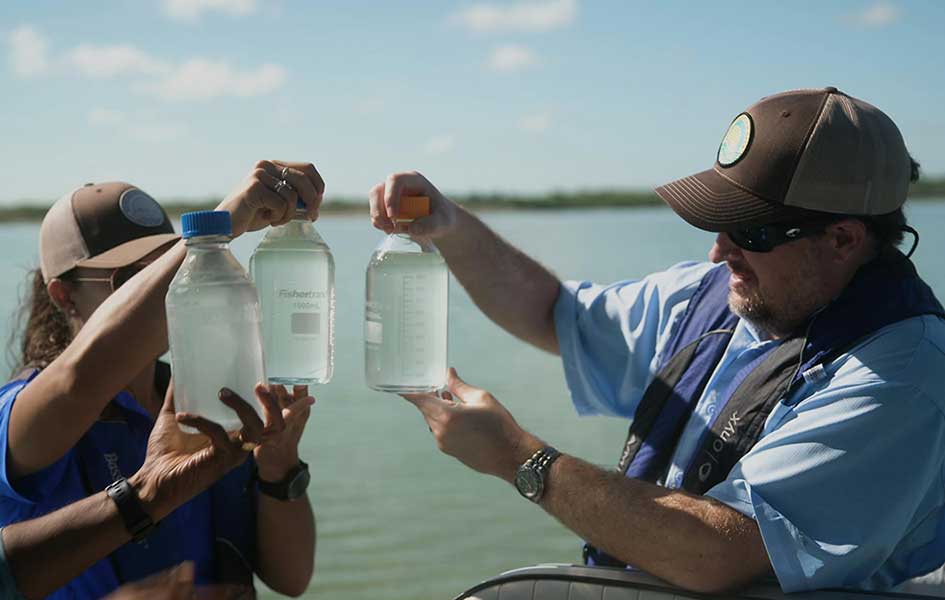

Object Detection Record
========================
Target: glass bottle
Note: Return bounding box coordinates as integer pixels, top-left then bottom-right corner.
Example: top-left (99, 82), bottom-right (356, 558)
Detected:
top-left (166, 210), bottom-right (266, 432)
top-left (365, 196), bottom-right (448, 392)
top-left (250, 201), bottom-right (335, 385)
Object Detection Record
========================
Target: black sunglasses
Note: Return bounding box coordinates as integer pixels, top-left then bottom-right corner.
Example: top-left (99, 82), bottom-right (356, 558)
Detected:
top-left (726, 220), bottom-right (834, 253)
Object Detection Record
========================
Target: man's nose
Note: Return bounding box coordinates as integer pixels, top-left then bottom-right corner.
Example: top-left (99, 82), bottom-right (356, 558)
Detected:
top-left (709, 232), bottom-right (739, 263)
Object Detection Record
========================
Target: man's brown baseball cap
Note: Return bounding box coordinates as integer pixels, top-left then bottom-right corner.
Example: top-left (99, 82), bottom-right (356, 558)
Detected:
top-left (39, 182), bottom-right (179, 282)
top-left (656, 87), bottom-right (911, 232)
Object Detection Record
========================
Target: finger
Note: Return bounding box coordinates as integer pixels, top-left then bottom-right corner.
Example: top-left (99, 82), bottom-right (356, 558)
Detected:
top-left (292, 385), bottom-right (309, 401)
top-left (369, 182), bottom-right (394, 234)
top-left (218, 387), bottom-right (266, 441)
top-left (270, 384), bottom-right (291, 410)
top-left (447, 367), bottom-right (479, 401)
top-left (254, 168), bottom-right (297, 225)
top-left (161, 379), bottom-right (176, 415)
top-left (272, 161), bottom-right (325, 220)
top-left (274, 161), bottom-right (326, 199)
top-left (255, 383), bottom-right (286, 434)
top-left (401, 392), bottom-right (451, 422)
top-left (244, 171), bottom-right (292, 227)
top-left (383, 172), bottom-right (430, 226)
top-left (283, 395), bottom-right (315, 425)
top-left (175, 413), bottom-right (234, 451)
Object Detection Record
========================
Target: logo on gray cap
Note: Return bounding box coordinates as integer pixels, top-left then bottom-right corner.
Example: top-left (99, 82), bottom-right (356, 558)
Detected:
top-left (119, 189), bottom-right (165, 227)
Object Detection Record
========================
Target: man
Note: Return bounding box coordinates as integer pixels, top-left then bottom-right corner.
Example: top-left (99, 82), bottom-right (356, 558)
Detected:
top-left (368, 87), bottom-right (945, 593)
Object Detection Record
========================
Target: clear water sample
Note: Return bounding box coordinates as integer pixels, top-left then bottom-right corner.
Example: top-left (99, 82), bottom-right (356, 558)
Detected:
top-left (365, 197), bottom-right (448, 393)
top-left (250, 204), bottom-right (335, 385)
top-left (166, 210), bottom-right (266, 432)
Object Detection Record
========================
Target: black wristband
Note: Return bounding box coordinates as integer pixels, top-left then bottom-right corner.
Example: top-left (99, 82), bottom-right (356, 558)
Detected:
top-left (105, 477), bottom-right (157, 543)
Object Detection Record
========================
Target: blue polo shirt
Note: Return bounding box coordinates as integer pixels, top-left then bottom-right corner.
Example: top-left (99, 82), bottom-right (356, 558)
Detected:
top-left (555, 261), bottom-right (945, 592)
top-left (0, 369), bottom-right (256, 599)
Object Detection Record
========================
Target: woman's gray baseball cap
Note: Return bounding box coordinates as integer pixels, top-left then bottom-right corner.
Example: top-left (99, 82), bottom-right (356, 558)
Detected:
top-left (656, 87), bottom-right (911, 232)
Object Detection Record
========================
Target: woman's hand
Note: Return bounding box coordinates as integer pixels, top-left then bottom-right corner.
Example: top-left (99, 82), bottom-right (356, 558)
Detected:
top-left (214, 383), bottom-right (315, 483)
top-left (218, 160), bottom-right (326, 237)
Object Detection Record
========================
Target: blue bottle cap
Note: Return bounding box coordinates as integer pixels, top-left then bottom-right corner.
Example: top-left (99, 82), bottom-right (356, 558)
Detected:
top-left (181, 210), bottom-right (232, 239)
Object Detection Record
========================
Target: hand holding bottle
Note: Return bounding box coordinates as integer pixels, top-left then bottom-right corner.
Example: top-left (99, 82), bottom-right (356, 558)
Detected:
top-left (219, 160), bottom-right (326, 237)
top-left (369, 171), bottom-right (457, 239)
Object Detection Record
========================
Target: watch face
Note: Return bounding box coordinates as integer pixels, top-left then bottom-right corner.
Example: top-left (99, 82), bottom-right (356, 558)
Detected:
top-left (515, 468), bottom-right (543, 500)
top-left (287, 466), bottom-right (311, 500)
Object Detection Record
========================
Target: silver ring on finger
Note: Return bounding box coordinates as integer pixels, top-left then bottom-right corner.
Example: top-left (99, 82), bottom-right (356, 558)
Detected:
top-left (275, 179), bottom-right (293, 194)
top-left (280, 166), bottom-right (290, 180)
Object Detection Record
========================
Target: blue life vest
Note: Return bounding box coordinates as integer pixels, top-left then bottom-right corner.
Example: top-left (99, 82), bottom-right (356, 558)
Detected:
top-left (585, 249), bottom-right (945, 567)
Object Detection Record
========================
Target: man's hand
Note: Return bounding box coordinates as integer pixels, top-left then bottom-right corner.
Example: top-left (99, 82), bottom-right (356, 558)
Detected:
top-left (219, 160), bottom-right (326, 237)
top-left (403, 368), bottom-right (542, 482)
top-left (369, 171), bottom-right (459, 240)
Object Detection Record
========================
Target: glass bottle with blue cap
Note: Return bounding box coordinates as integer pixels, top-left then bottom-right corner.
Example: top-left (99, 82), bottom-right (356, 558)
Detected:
top-left (166, 210), bottom-right (266, 431)
top-left (250, 198), bottom-right (336, 385)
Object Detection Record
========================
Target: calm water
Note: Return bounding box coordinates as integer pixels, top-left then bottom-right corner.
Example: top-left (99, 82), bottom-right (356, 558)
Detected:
top-left (2, 203), bottom-right (944, 599)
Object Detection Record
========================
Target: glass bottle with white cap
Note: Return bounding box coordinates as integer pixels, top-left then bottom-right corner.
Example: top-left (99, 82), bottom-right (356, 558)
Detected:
top-left (166, 210), bottom-right (266, 431)
top-left (250, 199), bottom-right (335, 385)
top-left (365, 196), bottom-right (449, 393)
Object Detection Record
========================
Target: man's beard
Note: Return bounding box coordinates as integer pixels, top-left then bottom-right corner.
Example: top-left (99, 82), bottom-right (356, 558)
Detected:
top-left (728, 286), bottom-right (809, 339)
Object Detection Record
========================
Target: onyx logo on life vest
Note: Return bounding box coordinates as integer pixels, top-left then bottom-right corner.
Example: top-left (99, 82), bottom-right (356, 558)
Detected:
top-left (104, 452), bottom-right (122, 482)
top-left (697, 411), bottom-right (742, 482)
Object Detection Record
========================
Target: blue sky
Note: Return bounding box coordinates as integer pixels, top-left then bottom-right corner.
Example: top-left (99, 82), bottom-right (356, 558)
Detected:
top-left (2, 0), bottom-right (944, 206)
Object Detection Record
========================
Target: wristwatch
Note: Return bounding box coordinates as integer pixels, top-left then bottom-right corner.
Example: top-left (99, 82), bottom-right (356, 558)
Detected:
top-left (256, 460), bottom-right (310, 501)
top-left (106, 477), bottom-right (158, 542)
top-left (514, 447), bottom-right (561, 503)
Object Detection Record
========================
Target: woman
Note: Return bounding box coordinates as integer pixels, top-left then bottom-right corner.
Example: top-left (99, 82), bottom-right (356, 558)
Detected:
top-left (1, 160), bottom-right (323, 598)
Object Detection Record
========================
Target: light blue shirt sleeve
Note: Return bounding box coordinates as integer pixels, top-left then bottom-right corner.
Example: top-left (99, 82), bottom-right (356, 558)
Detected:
top-left (0, 528), bottom-right (25, 599)
top-left (706, 319), bottom-right (945, 592)
top-left (553, 261), bottom-right (717, 418)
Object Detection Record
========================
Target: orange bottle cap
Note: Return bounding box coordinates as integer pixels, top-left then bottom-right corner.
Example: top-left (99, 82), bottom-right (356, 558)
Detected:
top-left (396, 196), bottom-right (431, 222)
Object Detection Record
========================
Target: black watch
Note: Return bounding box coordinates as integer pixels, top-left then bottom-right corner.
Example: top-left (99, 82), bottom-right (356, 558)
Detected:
top-left (256, 460), bottom-right (310, 501)
top-left (514, 447), bottom-right (561, 503)
top-left (106, 477), bottom-right (158, 542)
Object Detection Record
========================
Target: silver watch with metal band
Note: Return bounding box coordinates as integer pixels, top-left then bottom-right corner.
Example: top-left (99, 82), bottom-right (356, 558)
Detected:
top-left (514, 446), bottom-right (561, 503)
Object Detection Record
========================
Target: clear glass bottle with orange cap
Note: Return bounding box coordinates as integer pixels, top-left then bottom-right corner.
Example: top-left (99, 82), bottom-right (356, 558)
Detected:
top-left (365, 196), bottom-right (448, 392)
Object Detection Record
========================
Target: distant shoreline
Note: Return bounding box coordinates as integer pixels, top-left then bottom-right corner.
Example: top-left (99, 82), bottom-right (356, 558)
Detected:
top-left (2, 183), bottom-right (944, 223)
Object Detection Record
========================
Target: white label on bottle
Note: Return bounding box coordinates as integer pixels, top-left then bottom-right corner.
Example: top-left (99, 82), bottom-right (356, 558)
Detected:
top-left (365, 321), bottom-right (383, 345)
top-left (291, 312), bottom-right (320, 335)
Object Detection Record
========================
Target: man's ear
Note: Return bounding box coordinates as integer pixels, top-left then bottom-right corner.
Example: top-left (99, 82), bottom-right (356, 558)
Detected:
top-left (47, 279), bottom-right (77, 317)
top-left (825, 218), bottom-right (869, 263)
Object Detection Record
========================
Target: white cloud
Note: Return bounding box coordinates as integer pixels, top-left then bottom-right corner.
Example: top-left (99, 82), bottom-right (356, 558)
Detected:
top-left (487, 44), bottom-right (538, 72)
top-left (845, 2), bottom-right (901, 28)
top-left (8, 29), bottom-right (286, 102)
top-left (87, 107), bottom-right (187, 143)
top-left (8, 25), bottom-right (49, 78)
top-left (518, 110), bottom-right (552, 133)
top-left (452, 0), bottom-right (577, 33)
top-left (146, 59), bottom-right (287, 101)
top-left (162, 0), bottom-right (258, 22)
top-left (67, 44), bottom-right (169, 78)
top-left (424, 135), bottom-right (455, 155)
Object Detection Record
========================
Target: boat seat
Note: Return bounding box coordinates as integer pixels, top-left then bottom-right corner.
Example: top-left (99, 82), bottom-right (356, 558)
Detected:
top-left (454, 564), bottom-right (939, 600)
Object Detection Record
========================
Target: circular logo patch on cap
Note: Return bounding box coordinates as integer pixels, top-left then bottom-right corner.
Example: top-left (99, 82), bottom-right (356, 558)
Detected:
top-left (717, 113), bottom-right (753, 167)
top-left (119, 189), bottom-right (166, 227)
